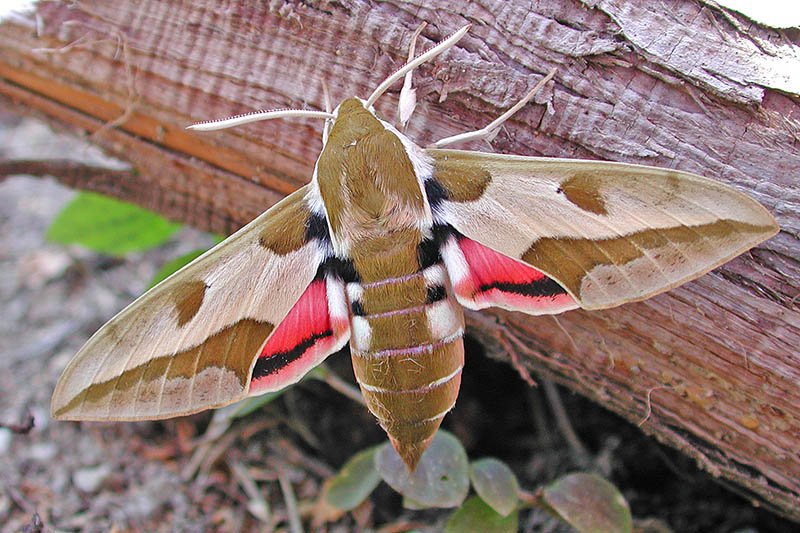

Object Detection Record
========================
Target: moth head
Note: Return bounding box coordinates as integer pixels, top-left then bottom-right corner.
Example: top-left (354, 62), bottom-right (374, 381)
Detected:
top-left (323, 98), bottom-right (383, 148)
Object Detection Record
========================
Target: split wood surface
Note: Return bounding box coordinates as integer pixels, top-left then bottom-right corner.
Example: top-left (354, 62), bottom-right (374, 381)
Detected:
top-left (0, 0), bottom-right (797, 520)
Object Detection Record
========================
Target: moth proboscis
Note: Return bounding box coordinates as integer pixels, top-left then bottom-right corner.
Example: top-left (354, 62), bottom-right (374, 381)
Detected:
top-left (51, 24), bottom-right (779, 472)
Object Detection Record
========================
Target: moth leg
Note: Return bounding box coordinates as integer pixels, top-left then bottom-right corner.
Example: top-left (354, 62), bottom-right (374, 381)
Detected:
top-left (396, 22), bottom-right (427, 130)
top-left (430, 67), bottom-right (557, 148)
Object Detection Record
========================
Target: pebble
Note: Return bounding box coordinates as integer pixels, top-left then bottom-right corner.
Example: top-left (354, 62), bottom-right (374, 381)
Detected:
top-left (73, 464), bottom-right (112, 493)
top-left (0, 428), bottom-right (11, 455)
top-left (28, 442), bottom-right (58, 462)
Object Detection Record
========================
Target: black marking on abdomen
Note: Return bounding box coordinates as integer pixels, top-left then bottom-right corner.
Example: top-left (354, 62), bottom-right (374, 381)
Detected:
top-left (320, 255), bottom-right (360, 283)
top-left (351, 300), bottom-right (366, 316)
top-left (417, 224), bottom-right (454, 269)
top-left (426, 285), bottom-right (447, 304)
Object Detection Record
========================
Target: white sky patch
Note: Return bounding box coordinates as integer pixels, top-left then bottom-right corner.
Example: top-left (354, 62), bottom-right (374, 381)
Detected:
top-left (715, 0), bottom-right (800, 28)
top-left (0, 0), bottom-right (37, 21)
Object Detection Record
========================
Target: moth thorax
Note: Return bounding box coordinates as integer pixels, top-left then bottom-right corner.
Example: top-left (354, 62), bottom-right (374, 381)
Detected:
top-left (316, 99), bottom-right (428, 252)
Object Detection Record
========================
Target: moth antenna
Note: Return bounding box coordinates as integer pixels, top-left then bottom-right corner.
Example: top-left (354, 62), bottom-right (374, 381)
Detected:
top-left (396, 21), bottom-right (427, 130)
top-left (365, 24), bottom-right (470, 109)
top-left (430, 67), bottom-right (557, 148)
top-left (321, 79), bottom-right (334, 144)
top-left (187, 109), bottom-right (335, 131)
top-left (321, 79), bottom-right (333, 114)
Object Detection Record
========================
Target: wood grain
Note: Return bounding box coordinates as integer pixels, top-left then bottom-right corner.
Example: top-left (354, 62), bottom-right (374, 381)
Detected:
top-left (0, 0), bottom-right (797, 519)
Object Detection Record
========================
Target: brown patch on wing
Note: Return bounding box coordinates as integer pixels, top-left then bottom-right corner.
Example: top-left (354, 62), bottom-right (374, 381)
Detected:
top-left (431, 152), bottom-right (492, 202)
top-left (53, 318), bottom-right (274, 419)
top-left (258, 189), bottom-right (310, 255)
top-left (521, 219), bottom-right (773, 305)
top-left (172, 280), bottom-right (207, 326)
top-left (558, 173), bottom-right (608, 215)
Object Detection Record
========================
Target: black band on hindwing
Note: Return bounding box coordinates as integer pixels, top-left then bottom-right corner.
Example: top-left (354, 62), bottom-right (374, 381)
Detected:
top-left (252, 330), bottom-right (333, 379)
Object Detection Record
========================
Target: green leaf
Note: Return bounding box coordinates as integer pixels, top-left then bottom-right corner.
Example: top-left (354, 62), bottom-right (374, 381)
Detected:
top-left (47, 191), bottom-right (180, 256)
top-left (401, 496), bottom-right (428, 510)
top-left (445, 496), bottom-right (518, 533)
top-left (148, 249), bottom-right (206, 288)
top-left (375, 430), bottom-right (469, 508)
top-left (542, 473), bottom-right (632, 533)
top-left (228, 391), bottom-right (284, 419)
top-left (326, 446), bottom-right (382, 511)
top-left (470, 458), bottom-right (520, 516)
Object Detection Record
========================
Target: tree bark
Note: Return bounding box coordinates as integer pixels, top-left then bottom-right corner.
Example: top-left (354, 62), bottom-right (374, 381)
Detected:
top-left (1, 0), bottom-right (797, 519)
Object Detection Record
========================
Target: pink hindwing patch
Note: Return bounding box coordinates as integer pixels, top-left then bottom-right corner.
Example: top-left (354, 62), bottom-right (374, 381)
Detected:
top-left (250, 276), bottom-right (350, 393)
top-left (441, 234), bottom-right (578, 315)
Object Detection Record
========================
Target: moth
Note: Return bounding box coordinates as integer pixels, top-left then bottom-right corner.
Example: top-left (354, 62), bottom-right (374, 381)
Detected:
top-left (51, 25), bottom-right (778, 471)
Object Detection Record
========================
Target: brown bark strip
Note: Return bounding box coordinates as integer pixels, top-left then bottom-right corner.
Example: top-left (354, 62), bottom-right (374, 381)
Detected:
top-left (0, 62), bottom-right (296, 196)
top-left (0, 76), bottom-right (283, 235)
top-left (0, 159), bottom-right (135, 188)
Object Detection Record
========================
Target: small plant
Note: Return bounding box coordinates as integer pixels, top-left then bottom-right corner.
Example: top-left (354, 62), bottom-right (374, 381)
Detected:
top-left (324, 431), bottom-right (633, 533)
top-left (47, 191), bottom-right (182, 257)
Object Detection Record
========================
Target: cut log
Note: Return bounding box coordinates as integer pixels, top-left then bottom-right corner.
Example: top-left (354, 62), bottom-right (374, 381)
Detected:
top-left (1, 0), bottom-right (797, 519)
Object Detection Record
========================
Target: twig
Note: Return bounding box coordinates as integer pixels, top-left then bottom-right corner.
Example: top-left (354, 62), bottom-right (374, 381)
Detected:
top-left (495, 328), bottom-right (537, 387)
top-left (66, 4), bottom-right (142, 138)
top-left (6, 486), bottom-right (54, 532)
top-left (526, 388), bottom-right (554, 447)
top-left (21, 512), bottom-right (44, 533)
top-left (468, 311), bottom-right (573, 380)
top-left (0, 412), bottom-right (34, 434)
top-left (278, 469), bottom-right (303, 533)
top-left (182, 428), bottom-right (238, 481)
top-left (542, 379), bottom-right (590, 465)
top-left (229, 460), bottom-right (270, 523)
top-left (638, 384), bottom-right (675, 427)
top-left (317, 367), bottom-right (366, 406)
top-left (268, 438), bottom-right (335, 478)
top-left (376, 521), bottom-right (431, 533)
top-left (550, 315), bottom-right (582, 358)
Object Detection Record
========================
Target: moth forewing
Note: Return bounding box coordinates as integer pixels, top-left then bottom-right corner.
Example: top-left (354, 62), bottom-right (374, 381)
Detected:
top-left (427, 149), bottom-right (779, 310)
top-left (51, 186), bottom-right (327, 422)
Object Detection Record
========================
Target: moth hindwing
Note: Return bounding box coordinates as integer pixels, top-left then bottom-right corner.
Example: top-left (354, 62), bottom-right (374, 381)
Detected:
top-left (52, 25), bottom-right (778, 473)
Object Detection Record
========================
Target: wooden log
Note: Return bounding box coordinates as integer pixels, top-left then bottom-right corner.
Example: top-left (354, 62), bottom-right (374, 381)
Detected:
top-left (1, 0), bottom-right (797, 519)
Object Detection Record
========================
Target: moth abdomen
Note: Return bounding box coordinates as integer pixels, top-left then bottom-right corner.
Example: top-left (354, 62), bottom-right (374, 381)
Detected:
top-left (347, 262), bottom-right (465, 470)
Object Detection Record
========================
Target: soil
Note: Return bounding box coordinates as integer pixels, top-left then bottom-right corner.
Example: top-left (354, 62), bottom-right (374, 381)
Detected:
top-left (0, 113), bottom-right (794, 532)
